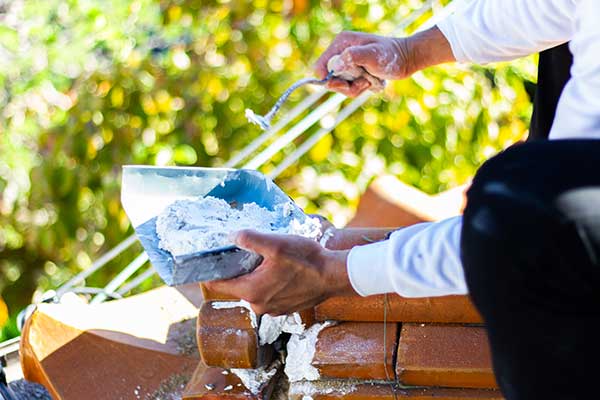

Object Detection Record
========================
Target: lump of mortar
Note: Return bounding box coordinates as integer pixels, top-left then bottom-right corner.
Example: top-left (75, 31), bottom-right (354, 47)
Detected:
top-left (327, 55), bottom-right (385, 92)
top-left (156, 196), bottom-right (322, 257)
top-left (259, 312), bottom-right (306, 346)
top-left (284, 322), bottom-right (334, 382)
top-left (230, 364), bottom-right (279, 395)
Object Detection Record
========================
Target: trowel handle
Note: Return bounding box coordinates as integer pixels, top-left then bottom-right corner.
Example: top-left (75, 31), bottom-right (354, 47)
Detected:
top-left (327, 54), bottom-right (385, 92)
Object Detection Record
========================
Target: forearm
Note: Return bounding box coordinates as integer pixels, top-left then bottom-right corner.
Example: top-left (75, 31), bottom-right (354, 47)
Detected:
top-left (406, 27), bottom-right (456, 73)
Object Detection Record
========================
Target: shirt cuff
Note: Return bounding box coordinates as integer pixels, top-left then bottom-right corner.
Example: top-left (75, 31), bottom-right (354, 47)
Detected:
top-left (347, 239), bottom-right (395, 297)
top-left (436, 18), bottom-right (469, 63)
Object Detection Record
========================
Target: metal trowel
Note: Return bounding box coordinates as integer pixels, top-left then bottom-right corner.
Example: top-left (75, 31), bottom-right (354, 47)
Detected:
top-left (121, 165), bottom-right (311, 286)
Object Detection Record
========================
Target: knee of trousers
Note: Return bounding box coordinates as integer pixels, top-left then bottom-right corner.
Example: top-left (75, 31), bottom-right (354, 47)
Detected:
top-left (462, 140), bottom-right (600, 313)
top-left (465, 142), bottom-right (543, 201)
top-left (461, 148), bottom-right (562, 286)
top-left (463, 142), bottom-right (562, 230)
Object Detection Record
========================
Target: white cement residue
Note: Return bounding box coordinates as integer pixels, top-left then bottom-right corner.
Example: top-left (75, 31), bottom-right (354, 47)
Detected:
top-left (289, 380), bottom-right (357, 397)
top-left (211, 300), bottom-right (258, 328)
top-left (258, 312), bottom-right (306, 346)
top-left (284, 321), bottom-right (334, 382)
top-left (244, 108), bottom-right (263, 127)
top-left (155, 196), bottom-right (321, 257)
top-left (318, 227), bottom-right (335, 248)
top-left (230, 366), bottom-right (277, 395)
top-left (286, 217), bottom-right (322, 239)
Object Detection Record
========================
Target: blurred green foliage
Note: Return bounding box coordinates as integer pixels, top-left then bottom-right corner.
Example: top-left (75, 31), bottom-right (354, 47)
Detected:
top-left (0, 0), bottom-right (536, 339)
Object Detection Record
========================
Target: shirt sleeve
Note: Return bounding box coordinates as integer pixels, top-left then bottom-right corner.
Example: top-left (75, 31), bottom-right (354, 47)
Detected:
top-left (346, 216), bottom-right (467, 298)
top-left (550, 0), bottom-right (600, 139)
top-left (437, 0), bottom-right (577, 63)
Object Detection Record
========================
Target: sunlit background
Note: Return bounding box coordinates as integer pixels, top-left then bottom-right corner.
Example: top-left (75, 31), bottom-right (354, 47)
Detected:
top-left (0, 0), bottom-right (536, 340)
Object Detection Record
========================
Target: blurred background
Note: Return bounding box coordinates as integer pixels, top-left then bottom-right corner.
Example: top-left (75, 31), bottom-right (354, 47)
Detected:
top-left (0, 0), bottom-right (536, 340)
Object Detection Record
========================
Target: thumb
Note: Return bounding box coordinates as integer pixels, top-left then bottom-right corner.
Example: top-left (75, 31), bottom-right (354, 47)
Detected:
top-left (230, 229), bottom-right (287, 257)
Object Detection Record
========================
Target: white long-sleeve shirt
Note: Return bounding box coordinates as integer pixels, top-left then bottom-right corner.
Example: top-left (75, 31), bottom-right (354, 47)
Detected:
top-left (347, 0), bottom-right (600, 298)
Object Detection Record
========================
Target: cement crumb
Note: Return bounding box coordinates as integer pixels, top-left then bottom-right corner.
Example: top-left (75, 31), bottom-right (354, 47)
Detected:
top-left (288, 379), bottom-right (358, 397)
top-left (145, 373), bottom-right (191, 400)
top-left (259, 312), bottom-right (306, 345)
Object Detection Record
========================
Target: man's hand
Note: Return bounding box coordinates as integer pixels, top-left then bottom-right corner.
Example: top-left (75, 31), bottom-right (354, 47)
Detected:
top-left (314, 27), bottom-right (455, 97)
top-left (314, 31), bottom-right (413, 97)
top-left (204, 230), bottom-right (355, 316)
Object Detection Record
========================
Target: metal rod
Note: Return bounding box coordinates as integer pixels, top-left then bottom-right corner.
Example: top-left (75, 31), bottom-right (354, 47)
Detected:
top-left (59, 287), bottom-right (123, 299)
top-left (268, 91), bottom-right (371, 179)
top-left (225, 89), bottom-right (326, 168)
top-left (244, 93), bottom-right (346, 170)
top-left (246, 72), bottom-right (334, 131)
top-left (116, 267), bottom-right (156, 296)
top-left (56, 234), bottom-right (138, 297)
top-left (90, 252), bottom-right (148, 304)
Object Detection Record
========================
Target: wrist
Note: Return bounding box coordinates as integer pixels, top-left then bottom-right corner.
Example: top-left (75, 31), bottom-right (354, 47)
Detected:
top-left (322, 227), bottom-right (395, 250)
top-left (320, 248), bottom-right (356, 298)
top-left (391, 37), bottom-right (416, 78)
top-left (405, 26), bottom-right (455, 73)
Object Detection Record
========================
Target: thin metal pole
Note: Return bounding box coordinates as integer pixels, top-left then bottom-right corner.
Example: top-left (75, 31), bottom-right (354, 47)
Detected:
top-left (243, 93), bottom-right (346, 170)
top-left (56, 234), bottom-right (138, 297)
top-left (90, 252), bottom-right (148, 304)
top-left (225, 89), bottom-right (326, 168)
top-left (268, 91), bottom-right (371, 179)
top-left (116, 267), bottom-right (156, 296)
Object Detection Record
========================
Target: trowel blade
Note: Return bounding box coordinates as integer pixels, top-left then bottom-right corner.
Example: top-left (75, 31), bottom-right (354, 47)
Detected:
top-left (121, 165), bottom-right (303, 285)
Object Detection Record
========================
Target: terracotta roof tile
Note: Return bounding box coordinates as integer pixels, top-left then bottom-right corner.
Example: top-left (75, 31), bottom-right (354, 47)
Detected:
top-left (396, 324), bottom-right (497, 389)
top-left (315, 295), bottom-right (482, 324)
top-left (313, 322), bottom-right (397, 380)
top-left (197, 301), bottom-right (272, 369)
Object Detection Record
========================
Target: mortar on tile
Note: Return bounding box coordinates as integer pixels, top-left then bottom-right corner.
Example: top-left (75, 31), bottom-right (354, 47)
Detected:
top-left (285, 321), bottom-right (334, 382)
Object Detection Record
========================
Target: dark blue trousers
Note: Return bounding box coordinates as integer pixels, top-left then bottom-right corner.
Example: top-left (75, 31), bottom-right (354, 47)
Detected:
top-left (461, 139), bottom-right (600, 400)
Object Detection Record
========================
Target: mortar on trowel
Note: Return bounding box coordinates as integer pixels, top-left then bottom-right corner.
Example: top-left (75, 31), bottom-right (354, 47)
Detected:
top-left (121, 166), bottom-right (316, 286)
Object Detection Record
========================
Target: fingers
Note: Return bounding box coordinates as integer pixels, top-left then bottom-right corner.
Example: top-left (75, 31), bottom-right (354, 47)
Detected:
top-left (231, 229), bottom-right (288, 257)
top-left (326, 76), bottom-right (371, 97)
top-left (313, 31), bottom-right (374, 79)
top-left (340, 43), bottom-right (382, 77)
top-left (314, 45), bottom-right (344, 79)
top-left (204, 262), bottom-right (272, 304)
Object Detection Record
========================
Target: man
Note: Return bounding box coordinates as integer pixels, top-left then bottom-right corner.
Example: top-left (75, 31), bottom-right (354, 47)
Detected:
top-left (207, 1), bottom-right (600, 398)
